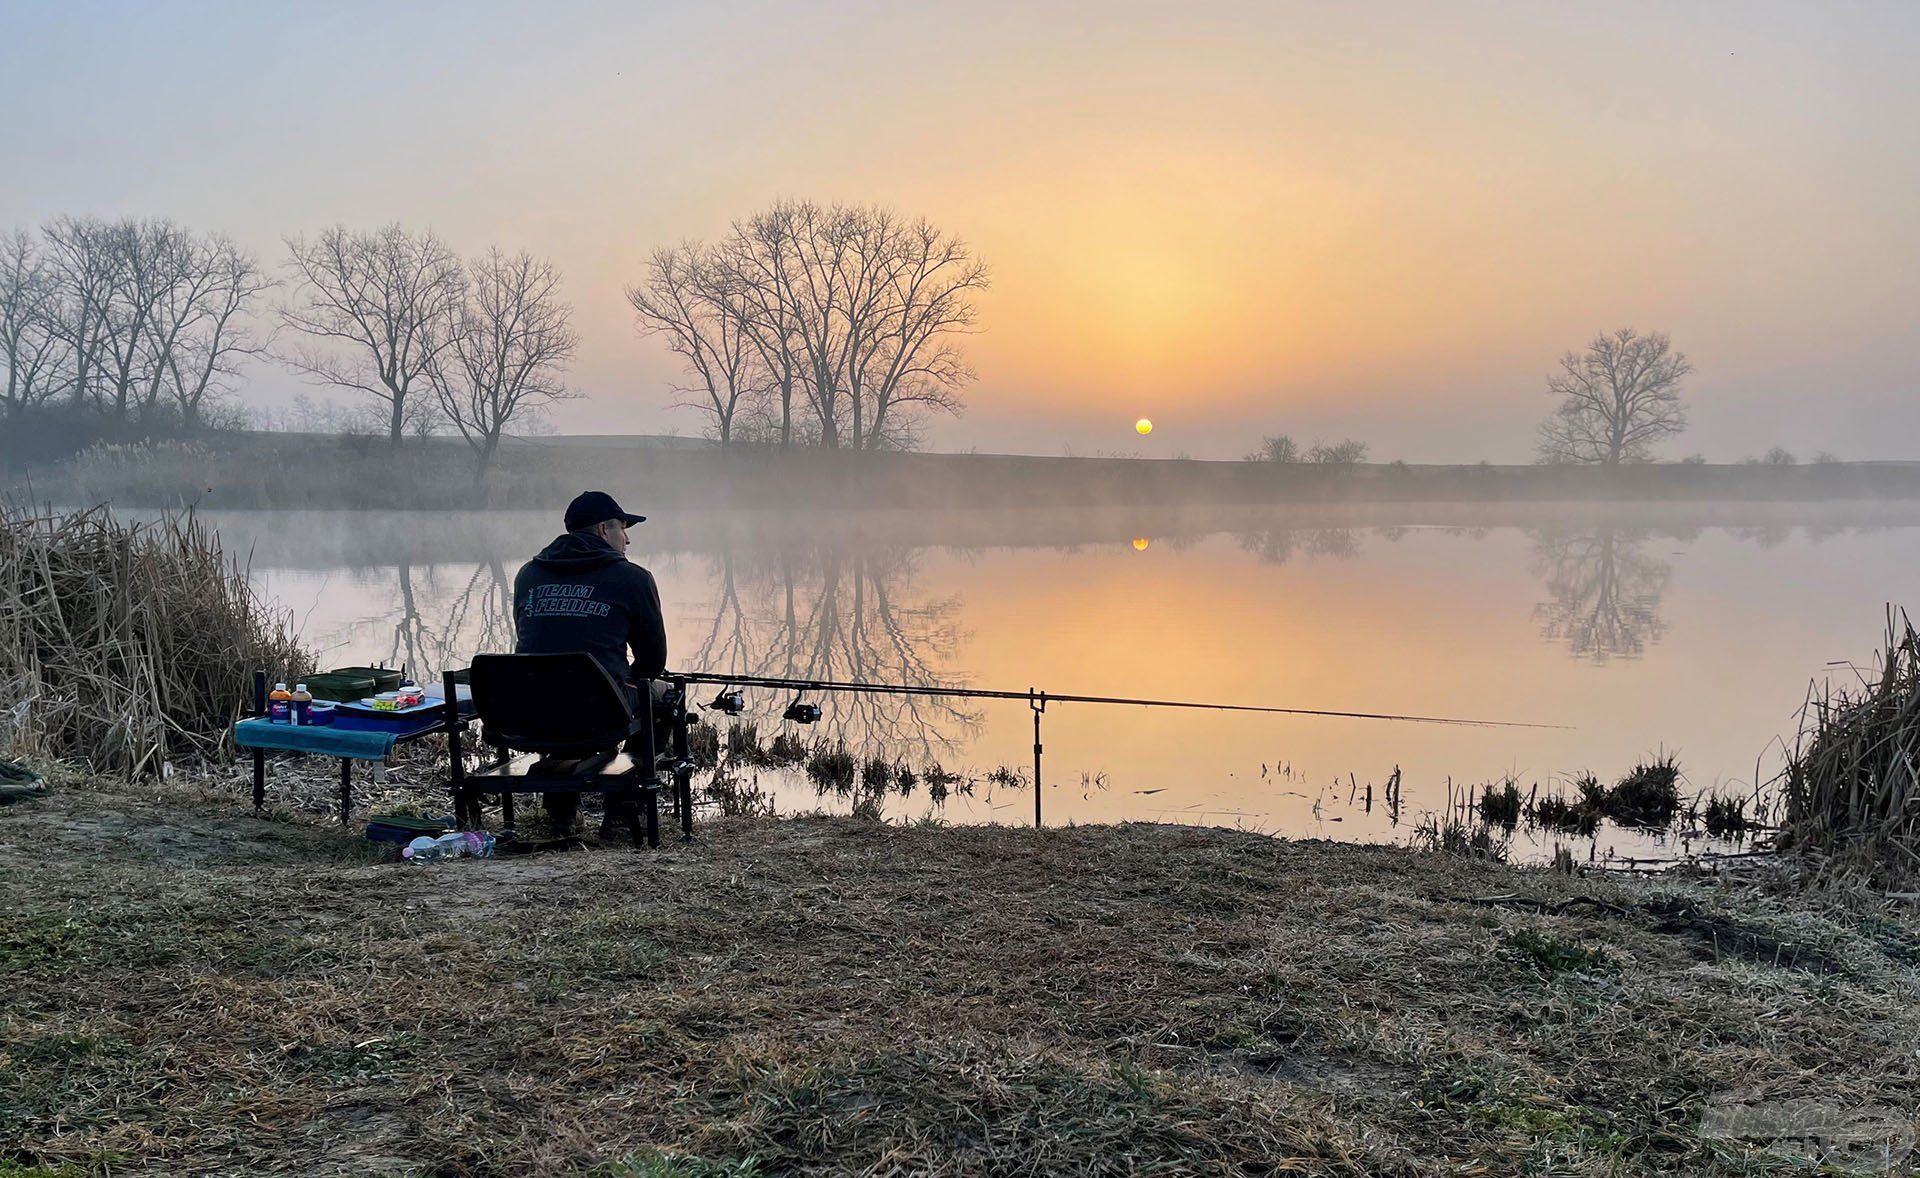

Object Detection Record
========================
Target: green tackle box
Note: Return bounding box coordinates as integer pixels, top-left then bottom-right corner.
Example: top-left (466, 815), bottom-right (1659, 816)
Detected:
top-left (306, 666), bottom-right (403, 702)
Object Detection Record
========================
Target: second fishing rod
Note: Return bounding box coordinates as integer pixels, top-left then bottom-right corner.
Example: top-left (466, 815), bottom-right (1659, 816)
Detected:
top-left (665, 669), bottom-right (1567, 829)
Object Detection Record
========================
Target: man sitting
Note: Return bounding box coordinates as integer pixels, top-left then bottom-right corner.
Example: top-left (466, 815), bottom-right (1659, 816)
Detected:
top-left (512, 490), bottom-right (666, 834)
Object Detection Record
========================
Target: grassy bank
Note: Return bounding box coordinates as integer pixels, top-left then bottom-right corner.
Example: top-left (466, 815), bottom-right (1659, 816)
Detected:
top-left (17, 432), bottom-right (1920, 511)
top-left (4, 772), bottom-right (1917, 1174)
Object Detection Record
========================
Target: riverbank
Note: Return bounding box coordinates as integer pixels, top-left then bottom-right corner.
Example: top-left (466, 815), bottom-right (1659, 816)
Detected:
top-left (14, 431), bottom-right (1920, 511)
top-left (4, 771), bottom-right (1917, 1174)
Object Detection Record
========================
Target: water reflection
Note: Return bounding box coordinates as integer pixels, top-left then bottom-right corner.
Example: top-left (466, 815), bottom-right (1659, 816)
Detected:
top-left (380, 560), bottom-right (516, 679)
top-left (1531, 530), bottom-right (1671, 662)
top-left (689, 547), bottom-right (981, 762)
top-left (248, 503), bottom-right (1920, 857)
top-left (1234, 527), bottom-right (1364, 565)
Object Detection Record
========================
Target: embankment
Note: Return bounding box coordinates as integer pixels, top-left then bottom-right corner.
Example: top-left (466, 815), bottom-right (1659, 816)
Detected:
top-left (14, 431), bottom-right (1920, 511)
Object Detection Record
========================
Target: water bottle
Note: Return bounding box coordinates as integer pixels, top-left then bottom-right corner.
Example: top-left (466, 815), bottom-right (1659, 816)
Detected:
top-left (402, 831), bottom-right (496, 862)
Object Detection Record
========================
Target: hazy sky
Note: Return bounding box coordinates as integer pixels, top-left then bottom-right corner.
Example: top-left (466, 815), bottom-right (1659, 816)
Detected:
top-left (3, 1), bottom-right (1915, 460)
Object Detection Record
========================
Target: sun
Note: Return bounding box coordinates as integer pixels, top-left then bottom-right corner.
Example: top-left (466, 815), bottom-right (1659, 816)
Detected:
top-left (1135, 417), bottom-right (1153, 436)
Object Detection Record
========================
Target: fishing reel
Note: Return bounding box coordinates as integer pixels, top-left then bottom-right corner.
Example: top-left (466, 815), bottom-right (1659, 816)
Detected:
top-left (782, 696), bottom-right (822, 724)
top-left (705, 688), bottom-right (746, 716)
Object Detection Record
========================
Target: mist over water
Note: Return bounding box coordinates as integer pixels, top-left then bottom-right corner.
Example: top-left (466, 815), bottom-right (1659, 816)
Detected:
top-left (199, 502), bottom-right (1920, 863)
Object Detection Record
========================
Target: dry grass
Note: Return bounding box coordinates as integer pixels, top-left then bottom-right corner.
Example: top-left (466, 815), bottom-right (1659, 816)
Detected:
top-left (1777, 611), bottom-right (1920, 891)
top-left (4, 771), bottom-right (1918, 1175)
top-left (0, 503), bottom-right (308, 775)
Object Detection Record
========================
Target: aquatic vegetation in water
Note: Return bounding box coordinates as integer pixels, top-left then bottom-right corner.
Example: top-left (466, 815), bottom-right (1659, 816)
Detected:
top-left (726, 720), bottom-right (765, 764)
top-left (704, 766), bottom-right (777, 818)
top-left (685, 721), bottom-right (720, 769)
top-left (1477, 780), bottom-right (1523, 828)
top-left (806, 744), bottom-right (857, 793)
top-left (1702, 793), bottom-right (1751, 837)
top-left (765, 731), bottom-right (810, 767)
top-left (1529, 777), bottom-right (1602, 837)
top-left (1414, 815), bottom-right (1509, 863)
top-left (985, 765), bottom-right (1026, 789)
top-left (1603, 754), bottom-right (1682, 827)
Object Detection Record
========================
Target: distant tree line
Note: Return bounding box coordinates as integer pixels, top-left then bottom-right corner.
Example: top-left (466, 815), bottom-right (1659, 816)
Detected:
top-left (0, 216), bottom-right (576, 475)
top-left (0, 217), bottom-right (268, 446)
top-left (627, 199), bottom-right (990, 450)
top-left (280, 225), bottom-right (576, 476)
top-left (1243, 435), bottom-right (1369, 465)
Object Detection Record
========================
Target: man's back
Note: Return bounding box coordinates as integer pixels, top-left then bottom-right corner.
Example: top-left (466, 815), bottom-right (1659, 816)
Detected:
top-left (512, 530), bottom-right (666, 688)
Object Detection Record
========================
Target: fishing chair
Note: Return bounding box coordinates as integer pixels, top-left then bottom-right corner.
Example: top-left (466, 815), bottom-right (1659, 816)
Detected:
top-left (447, 653), bottom-right (663, 848)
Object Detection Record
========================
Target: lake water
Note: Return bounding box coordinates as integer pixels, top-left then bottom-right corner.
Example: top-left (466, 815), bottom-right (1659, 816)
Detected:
top-left (199, 501), bottom-right (1920, 862)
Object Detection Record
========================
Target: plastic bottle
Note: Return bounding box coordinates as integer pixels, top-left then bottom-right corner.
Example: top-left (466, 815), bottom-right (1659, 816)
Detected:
top-left (291, 683), bottom-right (313, 726)
top-left (268, 682), bottom-right (292, 724)
top-left (402, 831), bottom-right (496, 862)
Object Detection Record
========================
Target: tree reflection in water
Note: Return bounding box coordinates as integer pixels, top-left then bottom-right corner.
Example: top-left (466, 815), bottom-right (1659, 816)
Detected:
top-left (339, 547), bottom-right (976, 769)
top-left (1531, 529), bottom-right (1670, 662)
top-left (688, 546), bottom-right (980, 765)
top-left (1234, 527), bottom-right (1364, 565)
top-left (381, 559), bottom-right (517, 679)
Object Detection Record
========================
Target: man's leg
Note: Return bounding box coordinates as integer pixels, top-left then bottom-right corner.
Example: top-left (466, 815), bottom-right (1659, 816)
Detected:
top-left (602, 682), bottom-right (662, 839)
top-left (543, 790), bottom-right (579, 833)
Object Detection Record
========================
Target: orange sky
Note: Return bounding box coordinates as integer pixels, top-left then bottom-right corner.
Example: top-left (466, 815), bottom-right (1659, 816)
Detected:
top-left (3, 1), bottom-right (1916, 459)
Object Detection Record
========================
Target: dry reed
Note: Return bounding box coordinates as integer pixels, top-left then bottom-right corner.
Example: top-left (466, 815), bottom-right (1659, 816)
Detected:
top-left (1777, 609), bottom-right (1920, 889)
top-left (0, 502), bottom-right (308, 775)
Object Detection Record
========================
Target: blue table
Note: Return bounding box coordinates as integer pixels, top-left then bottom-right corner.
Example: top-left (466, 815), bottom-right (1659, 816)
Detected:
top-left (236, 681), bottom-right (468, 825)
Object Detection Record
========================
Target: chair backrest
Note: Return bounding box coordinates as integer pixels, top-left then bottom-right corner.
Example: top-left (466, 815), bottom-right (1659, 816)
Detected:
top-left (467, 653), bottom-right (633, 756)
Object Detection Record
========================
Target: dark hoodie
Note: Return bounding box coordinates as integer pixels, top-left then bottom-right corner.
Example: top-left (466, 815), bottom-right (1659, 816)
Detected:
top-left (512, 531), bottom-right (667, 687)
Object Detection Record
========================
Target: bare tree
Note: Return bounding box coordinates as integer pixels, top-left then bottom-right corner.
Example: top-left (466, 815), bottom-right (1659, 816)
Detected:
top-left (280, 224), bottom-right (467, 446)
top-left (157, 236), bottom-right (271, 429)
top-left (704, 200), bottom-right (987, 451)
top-left (40, 216), bottom-right (182, 423)
top-left (719, 206), bottom-right (806, 448)
top-left (848, 213), bottom-right (987, 450)
top-left (426, 248), bottom-right (577, 479)
top-left (1307, 439), bottom-right (1369, 465)
top-left (39, 215), bottom-right (117, 415)
top-left (627, 242), bottom-right (762, 447)
top-left (27, 217), bottom-right (270, 434)
top-left (97, 218), bottom-right (183, 424)
top-left (1245, 434), bottom-right (1301, 463)
top-left (1537, 328), bottom-right (1691, 465)
top-left (0, 229), bottom-right (62, 419)
top-left (784, 200), bottom-right (861, 449)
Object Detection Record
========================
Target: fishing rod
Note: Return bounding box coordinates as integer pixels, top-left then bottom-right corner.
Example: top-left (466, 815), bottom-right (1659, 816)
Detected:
top-left (662, 669), bottom-right (1568, 830)
top-left (670, 670), bottom-right (1564, 731)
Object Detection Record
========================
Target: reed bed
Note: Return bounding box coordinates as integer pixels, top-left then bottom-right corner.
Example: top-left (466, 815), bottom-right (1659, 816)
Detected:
top-left (0, 503), bottom-right (308, 774)
top-left (1778, 610), bottom-right (1920, 889)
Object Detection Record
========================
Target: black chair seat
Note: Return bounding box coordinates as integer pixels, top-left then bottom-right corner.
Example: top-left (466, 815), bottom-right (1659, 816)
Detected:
top-left (471, 750), bottom-right (649, 784)
top-left (449, 654), bottom-right (664, 847)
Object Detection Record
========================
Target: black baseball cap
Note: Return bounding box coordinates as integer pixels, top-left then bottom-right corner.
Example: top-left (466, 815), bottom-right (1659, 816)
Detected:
top-left (564, 490), bottom-right (646, 532)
